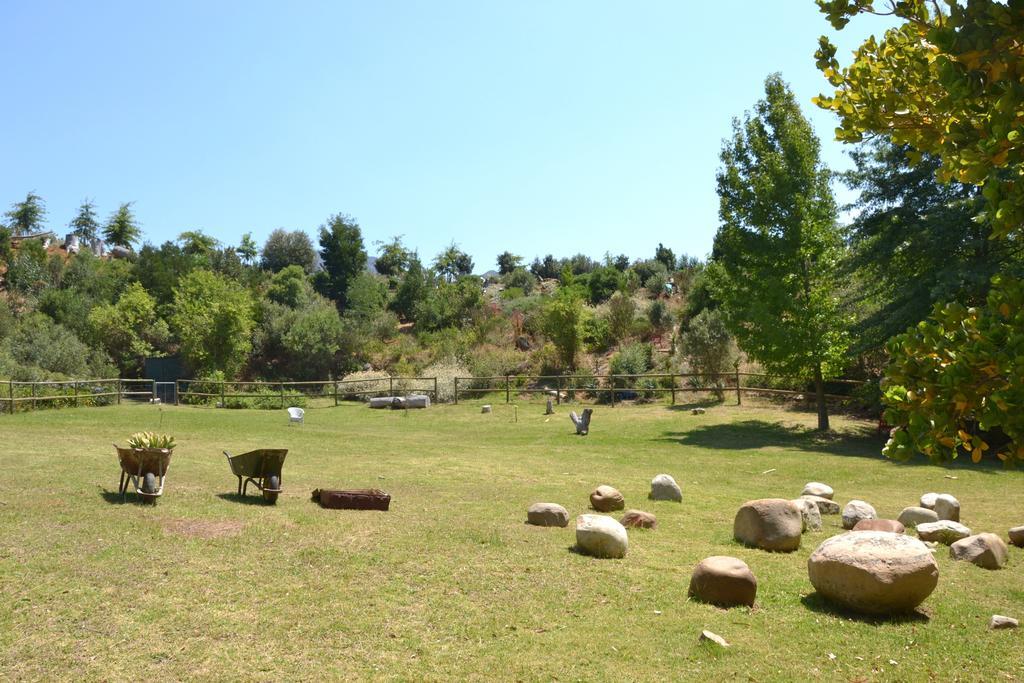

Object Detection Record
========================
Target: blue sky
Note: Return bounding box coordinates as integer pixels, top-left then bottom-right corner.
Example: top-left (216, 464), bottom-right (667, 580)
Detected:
top-left (1, 1), bottom-right (893, 271)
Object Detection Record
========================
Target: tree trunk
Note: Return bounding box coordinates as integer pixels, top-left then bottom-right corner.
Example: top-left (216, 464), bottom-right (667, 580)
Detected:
top-left (814, 363), bottom-right (829, 431)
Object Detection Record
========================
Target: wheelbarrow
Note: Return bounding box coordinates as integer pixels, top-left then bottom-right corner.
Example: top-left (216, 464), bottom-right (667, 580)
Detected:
top-left (115, 444), bottom-right (173, 504)
top-left (224, 449), bottom-right (288, 503)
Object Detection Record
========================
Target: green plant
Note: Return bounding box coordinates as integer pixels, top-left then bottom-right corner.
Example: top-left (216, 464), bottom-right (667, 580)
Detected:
top-left (126, 432), bottom-right (176, 450)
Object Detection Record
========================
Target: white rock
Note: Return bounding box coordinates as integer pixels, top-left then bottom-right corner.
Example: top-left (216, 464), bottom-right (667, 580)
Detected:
top-left (989, 615), bottom-right (1019, 630)
top-left (800, 495), bottom-right (840, 515)
top-left (916, 520), bottom-right (971, 545)
top-left (649, 474), bottom-right (682, 502)
top-left (842, 500), bottom-right (877, 530)
top-left (698, 630), bottom-right (729, 648)
top-left (920, 492), bottom-right (938, 509)
top-left (933, 494), bottom-right (960, 522)
top-left (801, 482), bottom-right (834, 500)
top-left (791, 498), bottom-right (822, 532)
top-left (949, 533), bottom-right (1008, 570)
top-left (898, 506), bottom-right (939, 528)
top-left (481, 405), bottom-right (492, 413)
top-left (575, 514), bottom-right (628, 559)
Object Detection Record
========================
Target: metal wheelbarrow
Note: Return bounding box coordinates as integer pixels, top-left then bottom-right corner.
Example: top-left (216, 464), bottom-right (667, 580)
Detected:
top-left (115, 444), bottom-right (174, 504)
top-left (224, 449), bottom-right (288, 503)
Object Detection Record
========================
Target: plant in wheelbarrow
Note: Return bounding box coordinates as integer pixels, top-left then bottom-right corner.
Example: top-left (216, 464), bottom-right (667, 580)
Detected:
top-left (114, 432), bottom-right (176, 504)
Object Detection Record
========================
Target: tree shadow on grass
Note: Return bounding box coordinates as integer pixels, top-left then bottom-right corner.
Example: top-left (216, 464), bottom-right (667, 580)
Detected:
top-left (216, 492), bottom-right (274, 506)
top-left (800, 592), bottom-right (930, 625)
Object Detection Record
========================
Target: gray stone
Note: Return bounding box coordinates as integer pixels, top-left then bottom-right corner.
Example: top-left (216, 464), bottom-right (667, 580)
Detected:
top-left (688, 556), bottom-right (757, 608)
top-left (590, 485), bottom-right (624, 512)
top-left (920, 492), bottom-right (938, 509)
top-left (649, 474), bottom-right (682, 502)
top-left (526, 502), bottom-right (569, 527)
top-left (916, 520), bottom-right (972, 545)
top-left (481, 404), bottom-right (492, 413)
top-left (949, 533), bottom-right (1008, 570)
top-left (842, 500), bottom-right (877, 530)
top-left (698, 630), bottom-right (729, 648)
top-left (620, 509), bottom-right (657, 529)
top-left (898, 506), bottom-right (939, 528)
top-left (733, 498), bottom-right (802, 552)
top-left (807, 531), bottom-right (939, 615)
top-left (575, 514), bottom-right (628, 558)
top-left (1008, 525), bottom-right (1024, 547)
top-left (801, 482), bottom-right (834, 500)
top-left (800, 494), bottom-right (840, 515)
top-left (853, 518), bottom-right (905, 534)
top-left (691, 407), bottom-right (706, 415)
top-left (990, 615), bottom-right (1019, 630)
top-left (791, 498), bottom-right (822, 532)
top-left (934, 494), bottom-right (961, 522)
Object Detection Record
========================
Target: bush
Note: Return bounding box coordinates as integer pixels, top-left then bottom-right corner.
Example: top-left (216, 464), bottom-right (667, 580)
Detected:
top-left (582, 314), bottom-right (611, 353)
top-left (678, 309), bottom-right (736, 400)
top-left (605, 292), bottom-right (637, 343)
top-left (609, 342), bottom-right (656, 399)
top-left (502, 268), bottom-right (537, 296)
top-left (339, 370), bottom-right (392, 401)
top-left (422, 358), bottom-right (471, 403)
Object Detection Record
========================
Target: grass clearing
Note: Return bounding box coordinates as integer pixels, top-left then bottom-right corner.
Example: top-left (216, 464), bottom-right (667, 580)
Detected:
top-left (1, 400), bottom-right (1022, 681)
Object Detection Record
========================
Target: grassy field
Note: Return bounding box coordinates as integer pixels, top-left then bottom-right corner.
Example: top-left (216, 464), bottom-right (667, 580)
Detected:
top-left (1, 399), bottom-right (1022, 681)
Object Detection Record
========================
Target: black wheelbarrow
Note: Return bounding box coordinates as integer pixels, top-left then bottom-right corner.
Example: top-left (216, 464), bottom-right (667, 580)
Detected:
top-left (223, 449), bottom-right (288, 503)
top-left (115, 444), bottom-right (174, 504)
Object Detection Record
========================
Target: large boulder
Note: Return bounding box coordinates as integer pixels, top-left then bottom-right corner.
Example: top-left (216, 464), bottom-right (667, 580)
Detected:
top-left (620, 510), bottom-right (657, 529)
top-left (526, 502), bottom-right (569, 527)
top-left (853, 518), bottom-right (905, 534)
top-left (801, 482), bottom-right (834, 500)
top-left (688, 556), bottom-right (757, 608)
top-left (649, 474), bottom-right (682, 502)
top-left (916, 520), bottom-right (972, 545)
top-left (898, 506), bottom-right (939, 528)
top-left (842, 500), bottom-right (877, 530)
top-left (575, 514), bottom-right (628, 558)
top-left (949, 533), bottom-right (1008, 570)
top-left (807, 531), bottom-right (939, 615)
top-left (589, 485), bottom-right (625, 512)
top-left (733, 498), bottom-right (802, 552)
top-left (800, 495), bottom-right (840, 515)
top-left (920, 492), bottom-right (938, 510)
top-left (792, 498), bottom-right (823, 532)
top-left (1009, 525), bottom-right (1024, 548)
top-left (934, 494), bottom-right (961, 522)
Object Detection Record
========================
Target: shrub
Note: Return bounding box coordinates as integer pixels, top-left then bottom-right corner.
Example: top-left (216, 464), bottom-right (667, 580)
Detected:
top-left (605, 292), bottom-right (637, 343)
top-left (582, 314), bottom-right (611, 353)
top-left (609, 342), bottom-right (656, 399)
top-left (502, 268), bottom-right (537, 296)
top-left (678, 309), bottom-right (736, 400)
top-left (422, 358), bottom-right (470, 403)
top-left (339, 370), bottom-right (392, 401)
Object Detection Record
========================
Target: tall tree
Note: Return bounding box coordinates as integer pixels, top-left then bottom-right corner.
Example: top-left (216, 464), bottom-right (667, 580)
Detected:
top-left (170, 269), bottom-right (254, 377)
top-left (374, 235), bottom-right (412, 277)
top-left (317, 213), bottom-right (367, 310)
top-left (433, 243), bottom-right (474, 282)
top-left (709, 73), bottom-right (848, 430)
top-left (5, 192), bottom-right (47, 235)
top-left (390, 254), bottom-right (428, 321)
top-left (261, 228), bottom-right (317, 273)
top-left (177, 230), bottom-right (219, 256)
top-left (496, 251), bottom-right (522, 275)
top-left (654, 243), bottom-right (675, 272)
top-left (236, 232), bottom-right (259, 265)
top-left (69, 199), bottom-right (100, 242)
top-left (103, 202), bottom-right (141, 248)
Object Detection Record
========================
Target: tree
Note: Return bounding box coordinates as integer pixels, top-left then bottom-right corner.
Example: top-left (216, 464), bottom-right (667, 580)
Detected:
top-left (267, 264), bottom-right (313, 308)
top-left (587, 266), bottom-right (623, 305)
top-left (654, 243), bottom-right (675, 272)
top-left (542, 289), bottom-right (584, 369)
top-left (103, 202), bottom-right (141, 248)
top-left (261, 228), bottom-right (316, 273)
top-left (170, 270), bottom-right (255, 377)
top-left (236, 232), bottom-right (259, 265)
top-left (433, 243), bottom-right (474, 282)
top-left (88, 282), bottom-right (169, 375)
top-left (605, 292), bottom-right (637, 343)
top-left (710, 73), bottom-right (848, 430)
top-left (679, 309), bottom-right (735, 400)
top-left (282, 301), bottom-right (344, 380)
top-left (69, 199), bottom-right (100, 242)
top-left (177, 230), bottom-right (219, 256)
top-left (0, 226), bottom-right (11, 267)
top-left (374, 236), bottom-right (412, 277)
top-left (4, 192), bottom-right (46, 235)
top-left (134, 242), bottom-right (194, 307)
top-left (530, 254), bottom-right (560, 280)
top-left (391, 255), bottom-right (428, 321)
top-left (502, 267), bottom-right (536, 295)
top-left (496, 251), bottom-right (522, 275)
top-left (317, 213), bottom-right (367, 309)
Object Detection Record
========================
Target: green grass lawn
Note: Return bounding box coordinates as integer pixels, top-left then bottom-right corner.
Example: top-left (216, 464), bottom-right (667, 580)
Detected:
top-left (1, 399), bottom-right (1022, 681)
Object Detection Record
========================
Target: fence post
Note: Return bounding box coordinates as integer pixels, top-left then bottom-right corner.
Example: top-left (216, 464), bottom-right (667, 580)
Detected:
top-left (505, 375), bottom-right (510, 404)
top-left (389, 376), bottom-right (394, 397)
top-left (73, 381), bottom-right (79, 408)
top-left (670, 373), bottom-right (676, 405)
top-left (117, 379), bottom-right (122, 405)
top-left (454, 377), bottom-right (459, 405)
top-left (175, 380), bottom-right (180, 406)
top-left (556, 376), bottom-right (562, 405)
top-left (333, 380), bottom-right (338, 407)
top-left (8, 381), bottom-right (13, 415)
top-left (280, 383), bottom-right (285, 409)
top-left (152, 380), bottom-right (157, 404)
top-left (735, 369), bottom-right (742, 405)
top-left (220, 381), bottom-right (225, 408)
top-left (609, 375), bottom-right (616, 407)
top-left (31, 382), bottom-right (36, 411)
top-left (433, 377), bottom-right (438, 401)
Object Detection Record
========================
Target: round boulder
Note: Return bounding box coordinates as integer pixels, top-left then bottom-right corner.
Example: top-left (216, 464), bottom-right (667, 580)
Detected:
top-left (526, 502), bottom-right (569, 527)
top-left (949, 533), bottom-right (1008, 570)
top-left (792, 498), bottom-right (822, 532)
top-left (807, 531), bottom-right (939, 615)
top-left (842, 500), bottom-right (877, 530)
top-left (934, 494), bottom-right (960, 522)
top-left (733, 498), bottom-right (802, 552)
top-left (649, 474), bottom-right (682, 502)
top-left (920, 492), bottom-right (938, 510)
top-left (800, 495), bottom-right (840, 515)
top-left (688, 556), bottom-right (757, 608)
top-left (1008, 526), bottom-right (1024, 548)
top-left (589, 485), bottom-right (625, 512)
top-left (853, 518), bottom-right (905, 534)
top-left (898, 506), bottom-right (939, 528)
top-left (916, 520), bottom-right (971, 545)
top-left (620, 509), bottom-right (657, 529)
top-left (801, 482), bottom-right (834, 500)
top-left (575, 514), bottom-right (628, 558)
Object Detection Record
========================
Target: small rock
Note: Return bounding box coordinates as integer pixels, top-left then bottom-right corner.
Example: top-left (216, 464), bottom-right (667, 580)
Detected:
top-left (800, 494), bottom-right (840, 515)
top-left (898, 506), bottom-right (939, 528)
top-left (688, 556), bottom-right (757, 608)
top-left (575, 514), bottom-right (628, 558)
top-left (698, 630), bottom-right (729, 648)
top-left (990, 615), bottom-right (1019, 630)
top-left (801, 482), bottom-right (834, 500)
top-left (526, 502), bottom-right (569, 527)
top-left (916, 520), bottom-right (972, 545)
top-left (842, 500), bottom-right (877, 530)
top-left (1008, 525), bottom-right (1024, 547)
top-left (934, 494), bottom-right (960, 522)
top-left (920, 492), bottom-right (938, 510)
top-left (791, 498), bottom-right (822, 532)
top-left (733, 498), bottom-right (802, 552)
top-left (853, 518), bottom-right (905, 534)
top-left (949, 533), bottom-right (1008, 570)
top-left (620, 509), bottom-right (657, 529)
top-left (590, 485), bottom-right (625, 512)
top-left (481, 405), bottom-right (492, 414)
top-left (649, 474), bottom-right (682, 502)
top-left (691, 407), bottom-right (706, 415)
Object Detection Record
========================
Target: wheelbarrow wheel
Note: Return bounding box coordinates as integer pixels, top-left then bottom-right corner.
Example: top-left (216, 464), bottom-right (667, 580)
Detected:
top-left (263, 475), bottom-right (280, 504)
top-left (142, 472), bottom-right (157, 494)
